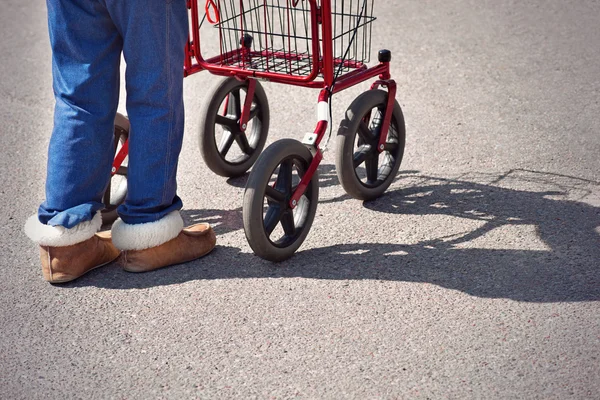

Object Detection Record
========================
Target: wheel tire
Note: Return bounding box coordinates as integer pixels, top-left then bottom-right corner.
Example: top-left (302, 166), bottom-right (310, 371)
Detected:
top-left (199, 77), bottom-right (270, 177)
top-left (335, 89), bottom-right (406, 200)
top-left (101, 113), bottom-right (129, 225)
top-left (243, 139), bottom-right (319, 262)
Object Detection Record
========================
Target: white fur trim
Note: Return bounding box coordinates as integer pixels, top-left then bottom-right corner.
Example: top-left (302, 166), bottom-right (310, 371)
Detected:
top-left (24, 212), bottom-right (102, 247)
top-left (111, 211), bottom-right (183, 251)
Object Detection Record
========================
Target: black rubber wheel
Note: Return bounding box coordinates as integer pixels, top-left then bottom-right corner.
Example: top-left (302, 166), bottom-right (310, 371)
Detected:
top-left (199, 77), bottom-right (270, 177)
top-left (243, 139), bottom-right (319, 262)
top-left (101, 113), bottom-right (129, 225)
top-left (335, 89), bottom-right (406, 200)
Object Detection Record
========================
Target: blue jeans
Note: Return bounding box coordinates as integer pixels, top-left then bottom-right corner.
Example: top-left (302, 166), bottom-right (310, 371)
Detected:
top-left (39, 0), bottom-right (188, 228)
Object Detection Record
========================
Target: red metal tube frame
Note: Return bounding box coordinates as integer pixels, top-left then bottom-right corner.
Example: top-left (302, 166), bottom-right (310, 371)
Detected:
top-left (239, 78), bottom-right (256, 131)
top-left (288, 62), bottom-right (396, 208)
top-left (371, 79), bottom-right (397, 153)
top-left (111, 139), bottom-right (129, 176)
top-left (117, 1), bottom-right (399, 211)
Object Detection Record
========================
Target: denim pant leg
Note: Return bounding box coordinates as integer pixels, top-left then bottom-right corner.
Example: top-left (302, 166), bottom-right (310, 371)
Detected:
top-left (39, 0), bottom-right (122, 229)
top-left (105, 0), bottom-right (189, 226)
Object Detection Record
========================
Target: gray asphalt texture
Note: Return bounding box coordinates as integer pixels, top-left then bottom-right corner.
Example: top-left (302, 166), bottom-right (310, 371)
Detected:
top-left (1, 0), bottom-right (599, 399)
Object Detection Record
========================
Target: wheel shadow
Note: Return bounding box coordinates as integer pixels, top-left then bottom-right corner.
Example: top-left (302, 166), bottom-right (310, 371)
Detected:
top-left (68, 169), bottom-right (599, 302)
top-left (317, 163), bottom-right (419, 204)
top-left (225, 173), bottom-right (249, 188)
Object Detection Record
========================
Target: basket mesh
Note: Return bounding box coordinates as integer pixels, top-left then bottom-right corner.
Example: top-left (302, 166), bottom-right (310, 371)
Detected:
top-left (199, 0), bottom-right (375, 78)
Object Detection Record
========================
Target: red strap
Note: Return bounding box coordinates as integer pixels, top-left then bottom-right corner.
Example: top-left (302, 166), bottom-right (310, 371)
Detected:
top-left (205, 0), bottom-right (220, 24)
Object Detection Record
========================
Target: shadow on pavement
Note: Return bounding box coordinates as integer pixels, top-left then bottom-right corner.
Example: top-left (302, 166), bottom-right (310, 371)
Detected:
top-left (68, 169), bottom-right (599, 302)
top-left (181, 208), bottom-right (243, 235)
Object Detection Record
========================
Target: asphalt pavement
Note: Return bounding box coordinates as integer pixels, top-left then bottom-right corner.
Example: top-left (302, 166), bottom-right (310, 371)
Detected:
top-left (1, 0), bottom-right (599, 398)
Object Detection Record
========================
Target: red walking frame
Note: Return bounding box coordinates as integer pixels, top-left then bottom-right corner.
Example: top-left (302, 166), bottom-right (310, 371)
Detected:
top-left (109, 0), bottom-right (405, 262)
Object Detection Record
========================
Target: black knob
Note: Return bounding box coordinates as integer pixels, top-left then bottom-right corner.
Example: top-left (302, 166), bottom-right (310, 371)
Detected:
top-left (378, 49), bottom-right (391, 63)
top-left (240, 34), bottom-right (253, 49)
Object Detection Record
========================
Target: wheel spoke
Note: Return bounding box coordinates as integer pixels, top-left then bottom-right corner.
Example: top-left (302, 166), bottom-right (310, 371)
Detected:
top-left (229, 89), bottom-right (242, 119)
top-left (235, 132), bottom-right (252, 155)
top-left (115, 165), bottom-right (128, 176)
top-left (265, 185), bottom-right (285, 203)
top-left (218, 130), bottom-right (235, 156)
top-left (281, 211), bottom-right (296, 236)
top-left (353, 145), bottom-right (371, 168)
top-left (263, 204), bottom-right (282, 235)
top-left (215, 115), bottom-right (236, 129)
top-left (275, 159), bottom-right (293, 194)
top-left (383, 142), bottom-right (398, 153)
top-left (358, 121), bottom-right (376, 146)
top-left (365, 154), bottom-right (379, 184)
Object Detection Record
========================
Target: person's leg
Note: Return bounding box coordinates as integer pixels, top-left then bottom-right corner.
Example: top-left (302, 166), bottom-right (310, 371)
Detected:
top-left (24, 0), bottom-right (122, 282)
top-left (38, 0), bottom-right (122, 230)
top-left (106, 0), bottom-right (216, 268)
top-left (106, 0), bottom-right (186, 245)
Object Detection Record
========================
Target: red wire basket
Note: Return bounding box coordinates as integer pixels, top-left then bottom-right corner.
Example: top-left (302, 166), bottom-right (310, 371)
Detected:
top-left (197, 0), bottom-right (375, 79)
